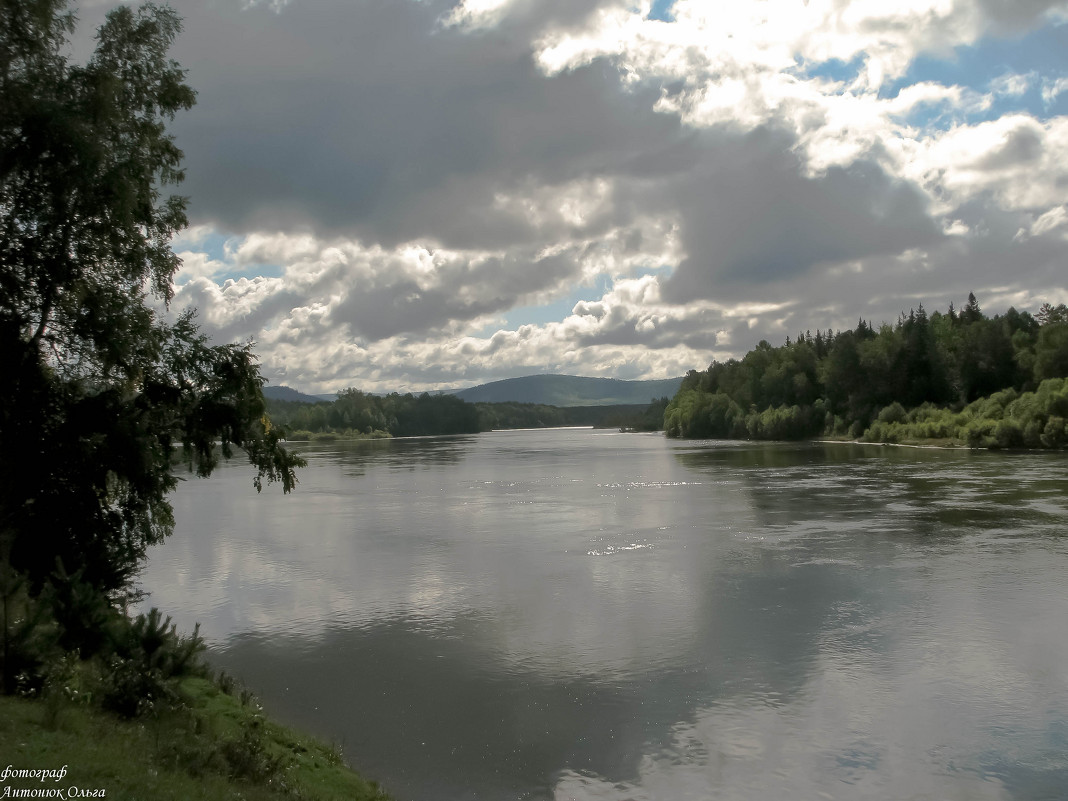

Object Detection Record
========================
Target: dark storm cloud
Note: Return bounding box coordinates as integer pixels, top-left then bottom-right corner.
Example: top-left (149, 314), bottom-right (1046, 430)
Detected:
top-left (655, 126), bottom-right (944, 302)
top-left (329, 251), bottom-right (579, 340)
top-left (157, 0), bottom-right (954, 337)
top-left (94, 0), bottom-right (957, 322)
top-left (974, 123), bottom-right (1044, 169)
top-left (162, 0), bottom-right (677, 249)
top-left (975, 0), bottom-right (1068, 31)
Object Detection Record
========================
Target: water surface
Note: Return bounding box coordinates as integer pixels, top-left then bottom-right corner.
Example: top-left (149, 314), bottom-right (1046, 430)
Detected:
top-left (141, 429), bottom-right (1068, 800)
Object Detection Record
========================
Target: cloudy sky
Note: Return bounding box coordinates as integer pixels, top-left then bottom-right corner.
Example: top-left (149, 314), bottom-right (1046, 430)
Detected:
top-left (83, 0), bottom-right (1068, 393)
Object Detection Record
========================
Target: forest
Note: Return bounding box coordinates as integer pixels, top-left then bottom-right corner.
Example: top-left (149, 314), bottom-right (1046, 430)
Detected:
top-left (664, 296), bottom-right (1068, 448)
top-left (266, 389), bottom-right (481, 438)
top-left (264, 390), bottom-right (670, 437)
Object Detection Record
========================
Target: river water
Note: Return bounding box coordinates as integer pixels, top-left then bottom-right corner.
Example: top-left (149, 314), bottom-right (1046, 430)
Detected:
top-left (140, 428), bottom-right (1068, 800)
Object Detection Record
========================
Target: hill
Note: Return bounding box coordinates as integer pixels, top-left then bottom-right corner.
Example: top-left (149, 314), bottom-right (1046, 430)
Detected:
top-left (263, 385), bottom-right (329, 404)
top-left (453, 374), bottom-right (683, 406)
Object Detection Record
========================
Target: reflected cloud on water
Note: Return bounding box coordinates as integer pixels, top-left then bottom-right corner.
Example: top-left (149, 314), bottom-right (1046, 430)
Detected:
top-left (300, 435), bottom-right (477, 478)
top-left (554, 565), bottom-right (1068, 800)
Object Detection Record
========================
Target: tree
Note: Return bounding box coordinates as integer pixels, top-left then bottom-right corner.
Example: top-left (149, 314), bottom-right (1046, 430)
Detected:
top-left (1034, 323), bottom-right (1068, 382)
top-left (1036, 303), bottom-right (1068, 326)
top-left (960, 292), bottom-right (983, 325)
top-left (0, 0), bottom-right (303, 599)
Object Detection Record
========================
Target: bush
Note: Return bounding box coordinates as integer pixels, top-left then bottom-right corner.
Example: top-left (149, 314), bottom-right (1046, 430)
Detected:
top-left (0, 568), bottom-right (62, 696)
top-left (877, 402), bottom-right (907, 424)
top-left (993, 419), bottom-right (1024, 449)
top-left (100, 608), bottom-right (205, 718)
top-left (220, 717), bottom-right (287, 784)
top-left (42, 566), bottom-right (120, 657)
top-left (1041, 416), bottom-right (1067, 448)
top-left (966, 388), bottom-right (1017, 421)
top-left (964, 419), bottom-right (997, 448)
top-left (100, 654), bottom-right (176, 718)
top-left (744, 404), bottom-right (823, 440)
top-left (1022, 418), bottom-right (1044, 448)
top-left (1040, 378), bottom-right (1068, 417)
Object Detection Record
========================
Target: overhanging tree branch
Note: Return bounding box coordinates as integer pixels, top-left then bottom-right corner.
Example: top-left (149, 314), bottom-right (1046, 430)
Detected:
top-left (0, 0), bottom-right (304, 600)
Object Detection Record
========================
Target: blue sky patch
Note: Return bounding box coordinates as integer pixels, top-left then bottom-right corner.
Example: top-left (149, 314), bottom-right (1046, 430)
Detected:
top-left (885, 22), bottom-right (1068, 123)
top-left (497, 266), bottom-right (672, 331)
top-left (173, 229), bottom-right (232, 262)
top-left (647, 0), bottom-right (676, 23)
top-left (173, 229), bottom-right (285, 284)
top-left (501, 278), bottom-right (613, 330)
top-left (791, 21), bottom-right (1068, 131)
top-left (796, 54), bottom-right (866, 86)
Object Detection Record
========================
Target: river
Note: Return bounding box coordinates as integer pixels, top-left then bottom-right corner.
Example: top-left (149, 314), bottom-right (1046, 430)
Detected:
top-left (140, 428), bottom-right (1068, 800)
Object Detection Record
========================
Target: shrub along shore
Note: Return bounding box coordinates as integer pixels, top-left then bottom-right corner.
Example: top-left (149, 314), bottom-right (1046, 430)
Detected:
top-left (0, 596), bottom-right (390, 801)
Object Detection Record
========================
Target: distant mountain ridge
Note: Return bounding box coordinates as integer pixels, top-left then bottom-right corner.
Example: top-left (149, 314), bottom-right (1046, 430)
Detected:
top-left (262, 385), bottom-right (330, 403)
top-left (264, 375), bottom-right (684, 407)
top-left (452, 374), bottom-right (683, 406)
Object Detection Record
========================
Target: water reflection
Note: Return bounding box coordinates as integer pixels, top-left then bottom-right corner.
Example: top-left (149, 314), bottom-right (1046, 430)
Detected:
top-left (674, 442), bottom-right (1068, 542)
top-left (210, 550), bottom-right (855, 801)
top-left (142, 430), bottom-right (1068, 800)
top-left (303, 435), bottom-right (476, 477)
top-left (554, 539), bottom-right (1068, 800)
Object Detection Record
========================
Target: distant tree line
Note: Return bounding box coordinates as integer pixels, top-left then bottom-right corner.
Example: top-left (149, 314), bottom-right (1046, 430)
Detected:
top-left (475, 399), bottom-right (668, 431)
top-left (267, 389), bottom-right (481, 438)
top-left (265, 392), bottom-right (671, 438)
top-left (611, 397), bottom-right (671, 432)
top-left (665, 296), bottom-right (1068, 448)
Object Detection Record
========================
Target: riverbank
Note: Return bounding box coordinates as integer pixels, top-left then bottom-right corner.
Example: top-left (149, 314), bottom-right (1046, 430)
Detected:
top-left (284, 429), bottom-right (393, 442)
top-left (0, 675), bottom-right (390, 800)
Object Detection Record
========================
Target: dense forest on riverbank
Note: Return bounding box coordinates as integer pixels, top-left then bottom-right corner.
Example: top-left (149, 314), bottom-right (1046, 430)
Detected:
top-left (665, 296), bottom-right (1068, 448)
top-left (265, 390), bottom-right (670, 436)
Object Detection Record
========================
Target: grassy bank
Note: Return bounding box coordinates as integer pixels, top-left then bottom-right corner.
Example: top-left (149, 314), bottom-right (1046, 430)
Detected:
top-left (0, 675), bottom-right (390, 800)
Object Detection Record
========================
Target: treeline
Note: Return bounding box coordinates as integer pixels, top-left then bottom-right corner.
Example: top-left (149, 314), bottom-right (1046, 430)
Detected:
top-left (267, 388), bottom-right (481, 438)
top-left (611, 397), bottom-right (671, 432)
top-left (266, 392), bottom-right (671, 438)
top-left (475, 399), bottom-right (668, 431)
top-left (665, 296), bottom-right (1068, 448)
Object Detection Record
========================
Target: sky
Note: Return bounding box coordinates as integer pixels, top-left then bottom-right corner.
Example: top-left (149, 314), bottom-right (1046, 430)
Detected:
top-left (79, 0), bottom-right (1068, 393)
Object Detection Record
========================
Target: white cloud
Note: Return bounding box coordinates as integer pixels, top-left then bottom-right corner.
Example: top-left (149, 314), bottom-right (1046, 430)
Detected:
top-left (906, 115), bottom-right (1068, 212)
top-left (1015, 204), bottom-right (1068, 240)
top-left (531, 0), bottom-right (1068, 241)
top-left (537, 0), bottom-right (985, 89)
top-left (230, 232), bottom-right (322, 266)
top-left (169, 226), bottom-right (697, 391)
top-left (141, 0), bottom-right (1068, 390)
top-left (990, 71), bottom-right (1034, 97)
top-left (1042, 75), bottom-right (1068, 105)
top-left (174, 250), bottom-right (230, 283)
top-left (442, 0), bottom-right (517, 30)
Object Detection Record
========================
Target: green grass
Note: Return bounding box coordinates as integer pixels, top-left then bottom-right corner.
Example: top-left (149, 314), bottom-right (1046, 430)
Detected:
top-left (0, 676), bottom-right (390, 801)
